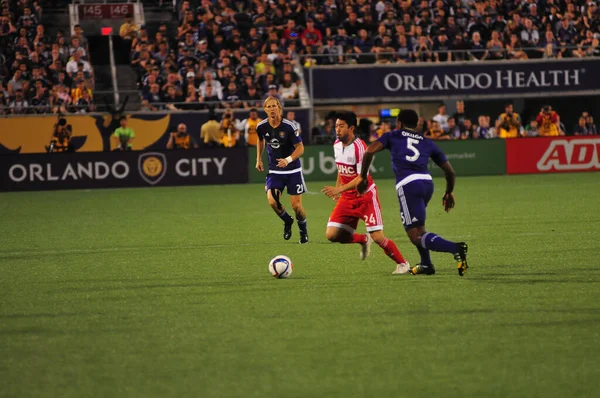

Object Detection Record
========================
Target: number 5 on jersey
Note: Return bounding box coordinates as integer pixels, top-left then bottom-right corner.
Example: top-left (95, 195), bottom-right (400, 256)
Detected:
top-left (406, 138), bottom-right (420, 162)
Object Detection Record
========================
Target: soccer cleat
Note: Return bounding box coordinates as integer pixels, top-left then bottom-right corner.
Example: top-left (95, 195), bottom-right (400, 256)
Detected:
top-left (299, 231), bottom-right (309, 244)
top-left (455, 242), bottom-right (469, 276)
top-left (360, 234), bottom-right (373, 260)
top-left (392, 262), bottom-right (411, 275)
top-left (283, 220), bottom-right (294, 240)
top-left (410, 264), bottom-right (436, 275)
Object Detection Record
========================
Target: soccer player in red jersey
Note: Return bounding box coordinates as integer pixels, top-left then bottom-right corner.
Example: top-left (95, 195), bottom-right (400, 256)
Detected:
top-left (321, 111), bottom-right (410, 274)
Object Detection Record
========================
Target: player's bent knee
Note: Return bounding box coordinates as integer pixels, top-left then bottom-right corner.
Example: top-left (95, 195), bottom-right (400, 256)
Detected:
top-left (369, 231), bottom-right (385, 245)
top-left (409, 234), bottom-right (422, 246)
top-left (325, 228), bottom-right (339, 242)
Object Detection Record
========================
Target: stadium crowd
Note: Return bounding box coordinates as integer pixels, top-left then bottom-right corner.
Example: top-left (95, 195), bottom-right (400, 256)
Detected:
top-left (0, 0), bottom-right (95, 115)
top-left (130, 0), bottom-right (600, 110)
top-left (315, 101), bottom-right (597, 143)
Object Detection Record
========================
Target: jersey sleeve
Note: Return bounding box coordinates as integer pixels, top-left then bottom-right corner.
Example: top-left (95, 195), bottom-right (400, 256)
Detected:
top-left (289, 122), bottom-right (302, 145)
top-left (256, 123), bottom-right (264, 141)
top-left (355, 139), bottom-right (365, 175)
top-left (430, 141), bottom-right (448, 167)
top-left (377, 132), bottom-right (390, 149)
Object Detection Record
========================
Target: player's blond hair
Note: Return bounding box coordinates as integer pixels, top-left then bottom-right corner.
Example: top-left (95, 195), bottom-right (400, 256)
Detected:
top-left (263, 96), bottom-right (283, 117)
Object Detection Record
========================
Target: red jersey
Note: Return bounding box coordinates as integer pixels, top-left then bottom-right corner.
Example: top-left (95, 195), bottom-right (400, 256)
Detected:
top-left (333, 138), bottom-right (375, 198)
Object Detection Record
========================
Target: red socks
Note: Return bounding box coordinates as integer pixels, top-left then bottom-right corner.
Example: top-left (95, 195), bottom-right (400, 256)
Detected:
top-left (378, 238), bottom-right (407, 264)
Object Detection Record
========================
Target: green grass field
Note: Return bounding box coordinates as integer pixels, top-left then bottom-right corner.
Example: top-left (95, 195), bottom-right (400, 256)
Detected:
top-left (1, 173), bottom-right (599, 398)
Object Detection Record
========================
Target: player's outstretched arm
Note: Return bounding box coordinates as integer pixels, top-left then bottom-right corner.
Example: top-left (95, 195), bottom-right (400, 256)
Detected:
top-left (322, 175), bottom-right (361, 199)
top-left (256, 138), bottom-right (265, 171)
top-left (357, 141), bottom-right (384, 194)
top-left (439, 161), bottom-right (456, 212)
top-left (276, 142), bottom-right (304, 168)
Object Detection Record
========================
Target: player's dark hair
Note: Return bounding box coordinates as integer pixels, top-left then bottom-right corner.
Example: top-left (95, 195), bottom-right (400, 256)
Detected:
top-left (397, 109), bottom-right (419, 129)
top-left (336, 111), bottom-right (357, 128)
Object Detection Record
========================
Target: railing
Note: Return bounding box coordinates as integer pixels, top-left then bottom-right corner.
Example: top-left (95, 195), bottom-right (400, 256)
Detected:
top-left (0, 100), bottom-right (304, 116)
top-left (304, 45), bottom-right (596, 65)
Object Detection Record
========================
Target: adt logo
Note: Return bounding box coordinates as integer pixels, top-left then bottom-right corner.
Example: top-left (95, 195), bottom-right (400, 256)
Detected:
top-left (138, 152), bottom-right (167, 185)
top-left (537, 139), bottom-right (600, 171)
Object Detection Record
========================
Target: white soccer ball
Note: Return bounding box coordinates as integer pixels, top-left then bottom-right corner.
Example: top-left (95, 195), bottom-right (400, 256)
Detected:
top-left (269, 255), bottom-right (293, 278)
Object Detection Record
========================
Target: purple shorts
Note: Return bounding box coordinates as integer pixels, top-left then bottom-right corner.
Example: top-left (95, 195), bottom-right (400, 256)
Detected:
top-left (396, 180), bottom-right (434, 231)
top-left (265, 170), bottom-right (307, 196)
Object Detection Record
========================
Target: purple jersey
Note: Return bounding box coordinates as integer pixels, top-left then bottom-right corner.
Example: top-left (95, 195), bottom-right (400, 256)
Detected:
top-left (377, 129), bottom-right (448, 185)
top-left (257, 118), bottom-right (302, 172)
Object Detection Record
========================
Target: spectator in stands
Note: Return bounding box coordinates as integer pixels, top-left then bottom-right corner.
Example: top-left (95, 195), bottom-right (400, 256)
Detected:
top-left (199, 71), bottom-right (222, 99)
top-left (72, 24), bottom-right (88, 49)
top-left (396, 34), bottom-right (413, 63)
top-left (458, 118), bottom-right (474, 140)
top-left (70, 79), bottom-right (90, 104)
top-left (120, 14), bottom-right (138, 41)
top-left (265, 84), bottom-right (284, 106)
top-left (447, 117), bottom-right (461, 140)
top-left (203, 84), bottom-right (220, 104)
top-left (425, 120), bottom-right (449, 140)
top-left (452, 100), bottom-right (468, 128)
top-left (506, 33), bottom-right (528, 60)
top-left (8, 68), bottom-right (25, 96)
top-left (433, 103), bottom-right (449, 133)
top-left (433, 30), bottom-right (451, 62)
top-left (167, 123), bottom-right (198, 149)
top-left (414, 35), bottom-right (432, 62)
top-left (279, 72), bottom-right (298, 101)
top-left (66, 51), bottom-right (91, 79)
top-left (573, 116), bottom-right (591, 136)
top-left (76, 88), bottom-right (95, 113)
top-left (320, 36), bottom-right (343, 64)
top-left (238, 108), bottom-right (261, 147)
top-left (141, 83), bottom-right (163, 111)
top-left (487, 30), bottom-right (505, 60)
top-left (112, 117), bottom-right (135, 151)
top-left (584, 113), bottom-right (598, 135)
top-left (201, 111), bottom-right (222, 148)
top-left (219, 108), bottom-right (239, 147)
top-left (286, 111), bottom-right (302, 136)
top-left (222, 81), bottom-right (241, 108)
top-left (470, 31), bottom-right (488, 61)
top-left (525, 119), bottom-right (540, 137)
top-left (521, 19), bottom-right (540, 50)
top-left (536, 105), bottom-right (563, 136)
top-left (496, 103), bottom-right (522, 138)
top-left (8, 87), bottom-right (27, 114)
top-left (164, 86), bottom-right (184, 110)
top-left (476, 115), bottom-right (495, 139)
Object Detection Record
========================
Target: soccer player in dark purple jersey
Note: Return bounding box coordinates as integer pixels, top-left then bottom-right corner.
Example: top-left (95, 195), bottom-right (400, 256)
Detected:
top-left (357, 109), bottom-right (469, 276)
top-left (256, 96), bottom-right (309, 244)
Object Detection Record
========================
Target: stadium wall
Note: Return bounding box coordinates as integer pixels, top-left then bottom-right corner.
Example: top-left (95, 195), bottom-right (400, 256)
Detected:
top-left (248, 140), bottom-right (505, 184)
top-left (0, 148), bottom-right (248, 192)
top-left (0, 111), bottom-right (311, 155)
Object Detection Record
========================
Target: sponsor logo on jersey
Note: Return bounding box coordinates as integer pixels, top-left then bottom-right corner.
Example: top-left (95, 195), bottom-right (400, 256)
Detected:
top-left (336, 164), bottom-right (356, 175)
top-left (138, 152), bottom-right (167, 185)
top-left (268, 138), bottom-right (281, 149)
top-left (536, 138), bottom-right (600, 171)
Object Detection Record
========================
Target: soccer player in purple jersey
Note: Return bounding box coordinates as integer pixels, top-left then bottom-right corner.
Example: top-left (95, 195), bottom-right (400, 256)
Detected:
top-left (256, 96), bottom-right (309, 244)
top-left (357, 109), bottom-right (469, 276)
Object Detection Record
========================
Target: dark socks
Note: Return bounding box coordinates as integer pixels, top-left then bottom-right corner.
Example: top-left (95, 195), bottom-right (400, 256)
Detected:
top-left (278, 210), bottom-right (294, 224)
top-left (416, 246), bottom-right (432, 265)
top-left (297, 216), bottom-right (307, 233)
top-left (421, 232), bottom-right (458, 254)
